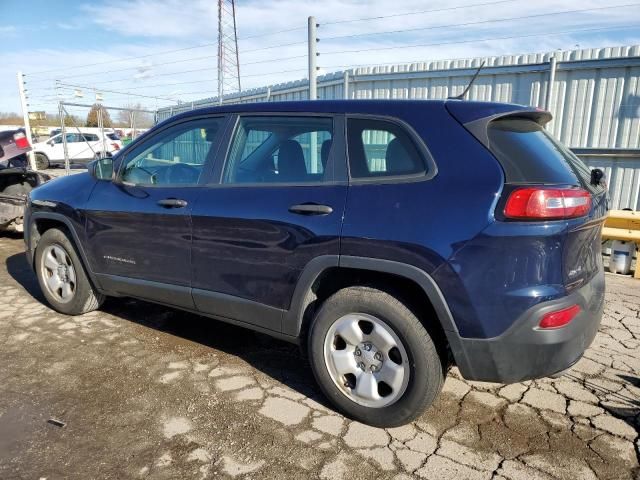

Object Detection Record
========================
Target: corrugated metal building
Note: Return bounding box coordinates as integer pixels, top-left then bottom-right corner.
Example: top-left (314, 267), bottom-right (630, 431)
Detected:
top-left (157, 45), bottom-right (640, 209)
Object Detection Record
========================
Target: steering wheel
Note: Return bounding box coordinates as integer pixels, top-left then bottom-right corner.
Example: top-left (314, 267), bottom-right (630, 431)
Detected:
top-left (166, 163), bottom-right (199, 184)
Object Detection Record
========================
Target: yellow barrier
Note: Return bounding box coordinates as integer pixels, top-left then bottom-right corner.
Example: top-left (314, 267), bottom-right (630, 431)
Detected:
top-left (602, 210), bottom-right (640, 278)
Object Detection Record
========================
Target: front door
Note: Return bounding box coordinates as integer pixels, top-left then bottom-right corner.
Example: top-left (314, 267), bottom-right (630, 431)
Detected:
top-left (84, 115), bottom-right (227, 309)
top-left (190, 114), bottom-right (348, 332)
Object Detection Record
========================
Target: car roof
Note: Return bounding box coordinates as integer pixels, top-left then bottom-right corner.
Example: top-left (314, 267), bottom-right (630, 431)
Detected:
top-left (167, 99), bottom-right (536, 125)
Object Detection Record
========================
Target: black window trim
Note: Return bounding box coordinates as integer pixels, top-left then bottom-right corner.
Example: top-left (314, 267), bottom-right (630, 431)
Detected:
top-left (345, 114), bottom-right (438, 185)
top-left (210, 112), bottom-right (348, 188)
top-left (113, 114), bottom-right (229, 188)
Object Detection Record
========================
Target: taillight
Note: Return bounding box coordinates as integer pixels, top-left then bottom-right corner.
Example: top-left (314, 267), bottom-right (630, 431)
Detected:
top-left (111, 142), bottom-right (120, 151)
top-left (504, 187), bottom-right (591, 220)
top-left (539, 304), bottom-right (581, 329)
top-left (14, 132), bottom-right (30, 149)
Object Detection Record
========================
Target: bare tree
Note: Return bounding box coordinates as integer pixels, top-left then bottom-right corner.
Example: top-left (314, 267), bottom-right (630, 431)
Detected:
top-left (117, 103), bottom-right (154, 129)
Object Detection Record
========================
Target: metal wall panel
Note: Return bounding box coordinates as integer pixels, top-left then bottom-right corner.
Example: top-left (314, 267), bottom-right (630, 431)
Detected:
top-left (156, 46), bottom-right (640, 208)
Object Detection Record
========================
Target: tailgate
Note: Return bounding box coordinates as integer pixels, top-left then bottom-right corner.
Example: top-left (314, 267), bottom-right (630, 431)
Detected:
top-left (446, 100), bottom-right (608, 290)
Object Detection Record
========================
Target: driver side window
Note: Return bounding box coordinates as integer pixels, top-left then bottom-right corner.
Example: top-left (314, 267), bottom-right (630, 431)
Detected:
top-left (120, 117), bottom-right (224, 186)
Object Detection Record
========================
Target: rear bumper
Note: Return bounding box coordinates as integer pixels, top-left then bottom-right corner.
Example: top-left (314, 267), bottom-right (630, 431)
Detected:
top-left (450, 270), bottom-right (605, 383)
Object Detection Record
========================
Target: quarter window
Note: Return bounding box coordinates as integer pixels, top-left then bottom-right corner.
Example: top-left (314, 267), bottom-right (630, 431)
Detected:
top-left (347, 118), bottom-right (426, 179)
top-left (223, 116), bottom-right (334, 184)
top-left (120, 117), bottom-right (224, 186)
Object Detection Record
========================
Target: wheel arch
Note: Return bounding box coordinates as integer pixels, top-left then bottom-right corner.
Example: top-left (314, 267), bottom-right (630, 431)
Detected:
top-left (29, 212), bottom-right (101, 290)
top-left (285, 256), bottom-right (465, 359)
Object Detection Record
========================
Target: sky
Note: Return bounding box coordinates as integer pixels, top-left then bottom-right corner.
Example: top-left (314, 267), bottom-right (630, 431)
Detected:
top-left (0, 0), bottom-right (639, 116)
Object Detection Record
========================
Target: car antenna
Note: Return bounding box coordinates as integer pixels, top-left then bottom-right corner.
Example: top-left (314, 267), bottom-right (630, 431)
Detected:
top-left (448, 61), bottom-right (486, 100)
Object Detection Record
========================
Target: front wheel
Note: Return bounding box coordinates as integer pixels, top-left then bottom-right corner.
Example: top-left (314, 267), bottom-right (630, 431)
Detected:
top-left (34, 152), bottom-right (49, 170)
top-left (35, 228), bottom-right (105, 315)
top-left (308, 286), bottom-right (445, 427)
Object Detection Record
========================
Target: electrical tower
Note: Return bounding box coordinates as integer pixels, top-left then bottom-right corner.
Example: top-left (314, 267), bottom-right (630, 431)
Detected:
top-left (217, 0), bottom-right (241, 104)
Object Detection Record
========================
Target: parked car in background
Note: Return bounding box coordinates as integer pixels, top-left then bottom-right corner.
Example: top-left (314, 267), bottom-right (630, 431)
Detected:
top-left (0, 128), bottom-right (50, 232)
top-left (32, 131), bottom-right (122, 168)
top-left (24, 100), bottom-right (607, 426)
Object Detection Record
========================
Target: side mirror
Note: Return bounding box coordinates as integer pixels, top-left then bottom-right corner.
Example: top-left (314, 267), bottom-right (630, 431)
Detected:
top-left (47, 140), bottom-right (54, 146)
top-left (89, 157), bottom-right (114, 181)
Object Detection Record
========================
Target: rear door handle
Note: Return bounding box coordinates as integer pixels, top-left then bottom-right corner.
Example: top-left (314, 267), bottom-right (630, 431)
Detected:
top-left (289, 203), bottom-right (333, 215)
top-left (157, 198), bottom-right (188, 208)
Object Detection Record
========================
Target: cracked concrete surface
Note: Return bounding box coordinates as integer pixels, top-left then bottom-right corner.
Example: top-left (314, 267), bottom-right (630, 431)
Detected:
top-left (0, 234), bottom-right (638, 479)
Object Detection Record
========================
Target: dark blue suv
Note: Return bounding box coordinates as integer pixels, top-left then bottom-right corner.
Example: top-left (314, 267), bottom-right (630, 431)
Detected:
top-left (24, 100), bottom-right (607, 426)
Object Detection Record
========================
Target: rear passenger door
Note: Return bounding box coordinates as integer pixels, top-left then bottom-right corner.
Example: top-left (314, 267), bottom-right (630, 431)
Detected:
top-left (190, 114), bottom-right (348, 333)
top-left (340, 116), bottom-right (437, 264)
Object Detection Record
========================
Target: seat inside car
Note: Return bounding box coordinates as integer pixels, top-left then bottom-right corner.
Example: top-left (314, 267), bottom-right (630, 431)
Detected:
top-left (277, 139), bottom-right (307, 182)
top-left (385, 137), bottom-right (416, 174)
top-left (321, 139), bottom-right (332, 170)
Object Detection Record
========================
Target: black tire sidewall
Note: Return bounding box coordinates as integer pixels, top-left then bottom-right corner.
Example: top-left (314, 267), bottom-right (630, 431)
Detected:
top-left (308, 287), bottom-right (444, 427)
top-left (35, 153), bottom-right (49, 170)
top-left (35, 228), bottom-right (98, 315)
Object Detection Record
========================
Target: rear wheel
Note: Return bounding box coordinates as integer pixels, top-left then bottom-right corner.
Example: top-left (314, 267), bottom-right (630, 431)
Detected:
top-left (35, 228), bottom-right (104, 315)
top-left (308, 286), bottom-right (445, 427)
top-left (34, 152), bottom-right (49, 170)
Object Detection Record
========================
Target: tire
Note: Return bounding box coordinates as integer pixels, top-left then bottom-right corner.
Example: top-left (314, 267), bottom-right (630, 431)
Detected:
top-left (35, 228), bottom-right (105, 315)
top-left (34, 152), bottom-right (49, 170)
top-left (2, 181), bottom-right (32, 197)
top-left (308, 286), bottom-right (445, 427)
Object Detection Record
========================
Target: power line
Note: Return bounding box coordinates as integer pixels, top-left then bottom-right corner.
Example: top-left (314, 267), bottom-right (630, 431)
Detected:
top-left (23, 2), bottom-right (518, 78)
top-left (25, 38), bottom-right (305, 79)
top-left (57, 82), bottom-right (181, 102)
top-left (320, 23), bottom-right (640, 56)
top-left (26, 43), bottom-right (218, 77)
top-left (321, 0), bottom-right (521, 26)
top-left (320, 3), bottom-right (640, 41)
top-left (238, 26), bottom-right (306, 40)
top-left (27, 53), bottom-right (307, 88)
top-left (55, 68), bottom-right (307, 101)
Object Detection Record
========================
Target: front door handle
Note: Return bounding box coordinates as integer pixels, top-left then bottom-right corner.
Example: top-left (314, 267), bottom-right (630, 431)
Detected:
top-left (157, 198), bottom-right (188, 208)
top-left (289, 203), bottom-right (333, 215)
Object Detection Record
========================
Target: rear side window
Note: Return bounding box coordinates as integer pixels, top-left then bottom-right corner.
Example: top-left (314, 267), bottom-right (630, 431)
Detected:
top-left (347, 118), bottom-right (426, 179)
top-left (107, 133), bottom-right (120, 140)
top-left (223, 116), bottom-right (334, 184)
top-left (487, 118), bottom-right (600, 192)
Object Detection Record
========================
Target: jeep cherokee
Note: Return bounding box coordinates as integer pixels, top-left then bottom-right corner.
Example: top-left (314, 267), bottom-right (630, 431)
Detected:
top-left (24, 100), bottom-right (607, 426)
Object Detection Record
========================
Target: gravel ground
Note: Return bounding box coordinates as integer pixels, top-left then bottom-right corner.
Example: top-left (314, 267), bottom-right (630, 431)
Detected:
top-left (0, 233), bottom-right (638, 479)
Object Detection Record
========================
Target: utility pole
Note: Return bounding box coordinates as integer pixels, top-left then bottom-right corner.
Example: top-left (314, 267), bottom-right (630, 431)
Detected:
top-left (545, 55), bottom-right (557, 112)
top-left (308, 16), bottom-right (318, 101)
top-left (16, 71), bottom-right (38, 171)
top-left (58, 102), bottom-right (70, 176)
top-left (217, 0), bottom-right (241, 105)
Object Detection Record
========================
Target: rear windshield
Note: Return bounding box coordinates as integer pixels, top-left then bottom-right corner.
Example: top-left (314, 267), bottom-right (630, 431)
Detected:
top-left (107, 133), bottom-right (120, 140)
top-left (487, 118), bottom-right (603, 193)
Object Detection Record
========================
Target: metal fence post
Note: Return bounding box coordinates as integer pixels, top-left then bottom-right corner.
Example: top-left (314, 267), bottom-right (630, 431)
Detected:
top-left (308, 16), bottom-right (317, 101)
top-left (17, 71), bottom-right (38, 171)
top-left (59, 102), bottom-right (70, 175)
top-left (308, 17), bottom-right (319, 171)
top-left (343, 71), bottom-right (350, 99)
top-left (98, 104), bottom-right (106, 160)
top-left (545, 55), bottom-right (557, 111)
